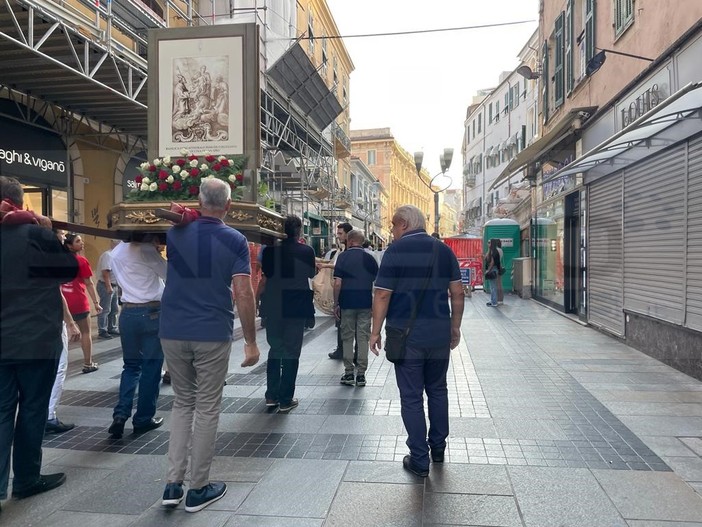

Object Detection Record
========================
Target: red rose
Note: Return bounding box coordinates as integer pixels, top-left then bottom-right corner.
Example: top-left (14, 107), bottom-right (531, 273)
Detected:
top-left (205, 155), bottom-right (216, 163)
top-left (189, 185), bottom-right (199, 195)
top-left (173, 180), bottom-right (182, 190)
top-left (176, 159), bottom-right (187, 166)
top-left (135, 175), bottom-right (143, 184)
top-left (190, 168), bottom-right (200, 177)
top-left (188, 155), bottom-right (198, 161)
top-left (229, 182), bottom-right (236, 190)
top-left (158, 170), bottom-right (169, 180)
top-left (148, 165), bottom-right (156, 172)
top-left (158, 182), bottom-right (168, 191)
top-left (212, 163), bottom-right (221, 171)
top-left (235, 173), bottom-right (243, 182)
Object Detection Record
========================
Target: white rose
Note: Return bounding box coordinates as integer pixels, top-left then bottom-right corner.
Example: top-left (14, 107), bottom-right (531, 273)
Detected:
top-left (180, 170), bottom-right (189, 179)
top-left (140, 183), bottom-right (149, 191)
top-left (180, 148), bottom-right (188, 156)
top-left (163, 156), bottom-right (171, 164)
top-left (228, 174), bottom-right (237, 182)
top-left (172, 165), bottom-right (181, 174)
top-left (149, 182), bottom-right (158, 192)
top-left (140, 162), bottom-right (149, 170)
top-left (189, 160), bottom-right (198, 168)
top-left (166, 175), bottom-right (174, 184)
top-left (228, 159), bottom-right (235, 166)
top-left (218, 155), bottom-right (226, 161)
top-left (200, 163), bottom-right (208, 170)
top-left (142, 177), bottom-right (151, 184)
top-left (153, 159), bottom-right (161, 166)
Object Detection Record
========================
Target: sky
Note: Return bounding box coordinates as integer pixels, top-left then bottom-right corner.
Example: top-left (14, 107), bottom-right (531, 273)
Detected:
top-left (326, 0), bottom-right (539, 189)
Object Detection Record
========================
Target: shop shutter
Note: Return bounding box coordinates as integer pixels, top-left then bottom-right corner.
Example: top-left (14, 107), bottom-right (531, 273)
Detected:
top-left (623, 145), bottom-right (686, 325)
top-left (686, 135), bottom-right (702, 331)
top-left (588, 173), bottom-right (624, 335)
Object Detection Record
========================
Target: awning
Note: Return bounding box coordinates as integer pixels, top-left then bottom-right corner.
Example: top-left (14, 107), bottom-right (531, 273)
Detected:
top-left (488, 106), bottom-right (597, 191)
top-left (544, 82), bottom-right (702, 183)
top-left (304, 211), bottom-right (327, 223)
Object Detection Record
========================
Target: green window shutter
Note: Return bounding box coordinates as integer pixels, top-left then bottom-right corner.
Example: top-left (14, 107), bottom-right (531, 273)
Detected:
top-left (542, 40), bottom-right (549, 124)
top-left (585, 0), bottom-right (596, 61)
top-left (565, 0), bottom-right (574, 94)
top-left (554, 12), bottom-right (565, 108)
top-left (489, 103), bottom-right (493, 123)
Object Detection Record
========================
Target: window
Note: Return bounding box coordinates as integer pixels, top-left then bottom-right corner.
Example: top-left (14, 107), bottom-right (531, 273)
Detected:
top-left (495, 101), bottom-right (500, 121)
top-left (504, 92), bottom-right (510, 113)
top-left (478, 114), bottom-right (482, 134)
top-left (614, 0), bottom-right (634, 36)
top-left (342, 76), bottom-right (348, 103)
top-left (565, 0), bottom-right (574, 94)
top-left (512, 81), bottom-right (520, 109)
top-left (542, 40), bottom-right (550, 123)
top-left (488, 103), bottom-right (493, 123)
top-left (554, 11), bottom-right (565, 108)
top-left (367, 150), bottom-right (376, 165)
top-left (332, 57), bottom-right (338, 92)
top-left (472, 120), bottom-right (476, 137)
top-left (585, 0), bottom-right (596, 62)
top-left (321, 35), bottom-right (328, 76)
top-left (307, 12), bottom-right (315, 54)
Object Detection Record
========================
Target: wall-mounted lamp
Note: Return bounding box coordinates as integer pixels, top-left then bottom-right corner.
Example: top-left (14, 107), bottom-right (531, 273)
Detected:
top-left (550, 239), bottom-right (557, 252)
top-left (517, 65), bottom-right (541, 80)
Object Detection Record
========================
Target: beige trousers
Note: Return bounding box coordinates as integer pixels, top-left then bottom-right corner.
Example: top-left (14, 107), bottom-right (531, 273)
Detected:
top-left (161, 339), bottom-right (231, 489)
top-left (340, 308), bottom-right (371, 375)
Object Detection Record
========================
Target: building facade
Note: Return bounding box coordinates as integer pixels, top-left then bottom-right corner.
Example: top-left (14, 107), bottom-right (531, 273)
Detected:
top-left (350, 128), bottom-right (433, 233)
top-left (350, 156), bottom-right (385, 247)
top-left (497, 1), bottom-right (702, 379)
top-left (439, 199), bottom-right (458, 238)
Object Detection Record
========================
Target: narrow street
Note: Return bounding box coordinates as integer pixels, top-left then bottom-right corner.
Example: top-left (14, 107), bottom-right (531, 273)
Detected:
top-left (4, 294), bottom-right (702, 526)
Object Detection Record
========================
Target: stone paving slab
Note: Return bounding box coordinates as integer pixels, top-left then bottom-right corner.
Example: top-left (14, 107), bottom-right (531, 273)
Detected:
top-left (325, 482), bottom-right (424, 527)
top-left (423, 493), bottom-right (522, 527)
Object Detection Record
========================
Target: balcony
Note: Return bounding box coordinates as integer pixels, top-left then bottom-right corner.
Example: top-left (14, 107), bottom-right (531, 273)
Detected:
top-left (464, 174), bottom-right (477, 188)
top-left (334, 186), bottom-right (352, 208)
top-left (332, 122), bottom-right (351, 159)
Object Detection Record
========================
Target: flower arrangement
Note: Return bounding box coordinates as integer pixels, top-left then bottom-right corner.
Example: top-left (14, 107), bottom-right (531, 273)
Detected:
top-left (127, 150), bottom-right (247, 202)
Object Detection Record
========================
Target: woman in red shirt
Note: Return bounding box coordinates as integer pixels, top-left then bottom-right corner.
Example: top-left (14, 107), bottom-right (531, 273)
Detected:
top-left (61, 234), bottom-right (103, 373)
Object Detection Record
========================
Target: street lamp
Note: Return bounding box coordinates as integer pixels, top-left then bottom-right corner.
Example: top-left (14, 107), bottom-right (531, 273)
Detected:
top-left (414, 148), bottom-right (453, 236)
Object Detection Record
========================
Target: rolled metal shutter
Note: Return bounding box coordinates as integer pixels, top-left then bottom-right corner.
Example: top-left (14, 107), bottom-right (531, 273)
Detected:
top-left (588, 173), bottom-right (624, 335)
top-left (686, 135), bottom-right (702, 331)
top-left (623, 145), bottom-right (686, 324)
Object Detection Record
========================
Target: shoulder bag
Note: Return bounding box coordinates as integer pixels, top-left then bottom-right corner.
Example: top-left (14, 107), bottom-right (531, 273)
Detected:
top-left (384, 241), bottom-right (437, 364)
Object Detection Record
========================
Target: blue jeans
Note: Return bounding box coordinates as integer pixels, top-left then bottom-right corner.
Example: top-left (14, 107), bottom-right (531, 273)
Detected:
top-left (488, 278), bottom-right (498, 305)
top-left (394, 344), bottom-right (450, 471)
top-left (113, 306), bottom-right (164, 426)
top-left (97, 281), bottom-right (119, 333)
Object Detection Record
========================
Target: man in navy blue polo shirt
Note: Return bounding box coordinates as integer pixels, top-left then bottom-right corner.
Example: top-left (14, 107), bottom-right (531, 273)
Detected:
top-left (370, 205), bottom-right (464, 477)
top-left (333, 230), bottom-right (378, 387)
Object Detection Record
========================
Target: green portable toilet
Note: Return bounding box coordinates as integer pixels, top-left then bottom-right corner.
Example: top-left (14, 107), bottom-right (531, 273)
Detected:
top-left (533, 217), bottom-right (557, 296)
top-left (483, 218), bottom-right (520, 292)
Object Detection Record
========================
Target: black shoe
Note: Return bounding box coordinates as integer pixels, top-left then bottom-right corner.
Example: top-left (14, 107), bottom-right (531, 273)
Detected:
top-left (278, 399), bottom-right (299, 413)
top-left (162, 371), bottom-right (171, 385)
top-left (431, 448), bottom-right (445, 463)
top-left (185, 482), bottom-right (227, 513)
top-left (328, 351), bottom-right (342, 360)
top-left (162, 481), bottom-right (184, 507)
top-left (133, 417), bottom-right (164, 434)
top-left (108, 329), bottom-right (120, 336)
top-left (12, 473), bottom-right (66, 499)
top-left (98, 332), bottom-right (113, 339)
top-left (305, 317), bottom-right (315, 329)
top-left (45, 418), bottom-right (75, 435)
top-left (108, 416), bottom-right (127, 439)
top-left (402, 455), bottom-right (429, 477)
top-left (355, 375), bottom-right (366, 387)
top-left (340, 373), bottom-right (355, 386)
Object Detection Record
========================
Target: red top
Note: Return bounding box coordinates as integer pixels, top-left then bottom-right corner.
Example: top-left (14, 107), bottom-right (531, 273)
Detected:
top-left (61, 255), bottom-right (92, 314)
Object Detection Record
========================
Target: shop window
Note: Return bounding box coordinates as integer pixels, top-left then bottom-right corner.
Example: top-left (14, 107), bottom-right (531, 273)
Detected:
top-left (614, 0), bottom-right (634, 37)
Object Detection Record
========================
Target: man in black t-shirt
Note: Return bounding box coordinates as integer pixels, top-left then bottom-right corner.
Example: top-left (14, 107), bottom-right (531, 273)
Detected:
top-left (333, 230), bottom-right (378, 387)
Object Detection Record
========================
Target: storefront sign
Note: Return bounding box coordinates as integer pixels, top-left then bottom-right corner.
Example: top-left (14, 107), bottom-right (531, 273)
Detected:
top-left (542, 173), bottom-right (576, 201)
top-left (615, 66), bottom-right (671, 131)
top-left (0, 101), bottom-right (68, 187)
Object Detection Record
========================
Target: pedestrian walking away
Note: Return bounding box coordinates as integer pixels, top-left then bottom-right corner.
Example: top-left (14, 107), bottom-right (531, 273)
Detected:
top-left (334, 229), bottom-right (378, 387)
top-left (0, 176), bottom-right (79, 507)
top-left (159, 177), bottom-right (260, 513)
top-left (258, 215), bottom-right (316, 413)
top-left (370, 205), bottom-right (464, 478)
top-left (107, 235), bottom-right (168, 440)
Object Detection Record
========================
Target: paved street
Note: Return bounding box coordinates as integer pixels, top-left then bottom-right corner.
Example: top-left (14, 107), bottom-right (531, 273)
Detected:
top-left (3, 294), bottom-right (702, 526)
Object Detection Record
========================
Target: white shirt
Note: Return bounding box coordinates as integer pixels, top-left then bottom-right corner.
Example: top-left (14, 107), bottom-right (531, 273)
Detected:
top-left (111, 242), bottom-right (167, 303)
top-left (96, 249), bottom-right (113, 284)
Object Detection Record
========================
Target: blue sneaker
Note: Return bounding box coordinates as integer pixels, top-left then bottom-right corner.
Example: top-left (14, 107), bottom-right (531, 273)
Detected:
top-left (162, 482), bottom-right (184, 507)
top-left (185, 482), bottom-right (227, 513)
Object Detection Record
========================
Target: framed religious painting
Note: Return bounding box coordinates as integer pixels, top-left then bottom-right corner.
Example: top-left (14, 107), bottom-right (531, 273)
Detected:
top-left (147, 23), bottom-right (260, 167)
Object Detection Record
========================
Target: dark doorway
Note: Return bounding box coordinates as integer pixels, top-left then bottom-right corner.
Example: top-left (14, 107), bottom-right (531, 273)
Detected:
top-left (564, 191), bottom-right (580, 314)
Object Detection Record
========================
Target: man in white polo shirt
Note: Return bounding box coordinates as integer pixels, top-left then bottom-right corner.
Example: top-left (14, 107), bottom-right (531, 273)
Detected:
top-left (108, 234), bottom-right (167, 439)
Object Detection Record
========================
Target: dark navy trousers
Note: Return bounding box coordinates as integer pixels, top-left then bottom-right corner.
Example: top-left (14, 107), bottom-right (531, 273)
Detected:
top-left (394, 344), bottom-right (451, 470)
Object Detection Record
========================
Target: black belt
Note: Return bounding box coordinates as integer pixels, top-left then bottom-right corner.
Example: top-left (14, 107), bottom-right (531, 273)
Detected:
top-left (122, 301), bottom-right (161, 309)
